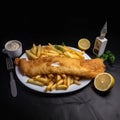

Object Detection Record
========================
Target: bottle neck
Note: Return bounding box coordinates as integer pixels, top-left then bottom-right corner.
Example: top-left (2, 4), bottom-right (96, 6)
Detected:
top-left (99, 32), bottom-right (106, 39)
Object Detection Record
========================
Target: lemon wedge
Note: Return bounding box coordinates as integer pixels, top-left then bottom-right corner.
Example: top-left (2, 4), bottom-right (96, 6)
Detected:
top-left (78, 38), bottom-right (91, 51)
top-left (94, 72), bottom-right (115, 92)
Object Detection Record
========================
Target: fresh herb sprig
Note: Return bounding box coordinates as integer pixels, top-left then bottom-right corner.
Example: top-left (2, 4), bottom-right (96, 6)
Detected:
top-left (54, 45), bottom-right (64, 52)
top-left (100, 50), bottom-right (116, 64)
top-left (54, 43), bottom-right (65, 52)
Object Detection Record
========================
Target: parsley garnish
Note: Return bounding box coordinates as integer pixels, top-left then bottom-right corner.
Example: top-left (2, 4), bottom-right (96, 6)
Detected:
top-left (100, 50), bottom-right (115, 64)
top-left (54, 45), bottom-right (64, 52)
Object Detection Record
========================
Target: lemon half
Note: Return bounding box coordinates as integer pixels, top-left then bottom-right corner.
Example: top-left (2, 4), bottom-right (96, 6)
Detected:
top-left (78, 38), bottom-right (91, 51)
top-left (94, 72), bottom-right (115, 92)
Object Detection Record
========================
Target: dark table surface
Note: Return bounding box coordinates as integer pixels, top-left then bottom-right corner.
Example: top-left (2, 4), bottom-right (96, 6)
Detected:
top-left (0, 16), bottom-right (120, 120)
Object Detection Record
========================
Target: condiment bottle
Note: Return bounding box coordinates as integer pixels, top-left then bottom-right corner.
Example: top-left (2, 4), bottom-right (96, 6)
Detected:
top-left (93, 21), bottom-right (107, 57)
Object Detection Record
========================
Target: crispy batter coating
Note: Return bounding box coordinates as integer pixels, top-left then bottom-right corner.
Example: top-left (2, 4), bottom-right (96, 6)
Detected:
top-left (14, 56), bottom-right (105, 79)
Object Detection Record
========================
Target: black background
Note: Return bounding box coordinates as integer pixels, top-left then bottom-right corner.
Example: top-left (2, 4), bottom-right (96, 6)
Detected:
top-left (0, 6), bottom-right (120, 120)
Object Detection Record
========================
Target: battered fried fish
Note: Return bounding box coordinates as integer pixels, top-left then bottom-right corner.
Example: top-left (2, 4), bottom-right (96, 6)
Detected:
top-left (14, 56), bottom-right (105, 79)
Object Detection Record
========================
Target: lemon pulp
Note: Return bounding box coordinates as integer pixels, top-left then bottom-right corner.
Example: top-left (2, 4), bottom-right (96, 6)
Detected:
top-left (78, 38), bottom-right (91, 51)
top-left (94, 72), bottom-right (115, 92)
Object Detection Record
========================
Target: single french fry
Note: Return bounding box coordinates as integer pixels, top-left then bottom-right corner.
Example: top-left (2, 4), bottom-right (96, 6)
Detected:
top-left (27, 78), bottom-right (44, 86)
top-left (63, 78), bottom-right (67, 85)
top-left (74, 80), bottom-right (81, 85)
top-left (67, 76), bottom-right (71, 87)
top-left (56, 85), bottom-right (68, 90)
top-left (64, 51), bottom-right (73, 58)
top-left (37, 44), bottom-right (42, 57)
top-left (50, 83), bottom-right (57, 91)
top-left (64, 51), bottom-right (79, 58)
top-left (30, 43), bottom-right (37, 55)
top-left (45, 52), bottom-right (59, 56)
top-left (61, 74), bottom-right (67, 79)
top-left (35, 76), bottom-right (49, 84)
top-left (74, 50), bottom-right (84, 58)
top-left (56, 79), bottom-right (64, 86)
top-left (47, 74), bottom-right (54, 79)
top-left (56, 74), bottom-right (61, 81)
top-left (46, 81), bottom-right (54, 91)
top-left (49, 50), bottom-right (60, 54)
top-left (73, 76), bottom-right (80, 80)
top-left (70, 78), bottom-right (74, 85)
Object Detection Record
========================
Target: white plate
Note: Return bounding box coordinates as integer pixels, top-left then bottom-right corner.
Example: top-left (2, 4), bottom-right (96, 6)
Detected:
top-left (15, 47), bottom-right (91, 93)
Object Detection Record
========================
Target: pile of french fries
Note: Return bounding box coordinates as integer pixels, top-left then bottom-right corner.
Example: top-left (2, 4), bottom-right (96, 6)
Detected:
top-left (27, 74), bottom-right (81, 92)
top-left (25, 43), bottom-right (85, 59)
top-left (25, 43), bottom-right (85, 92)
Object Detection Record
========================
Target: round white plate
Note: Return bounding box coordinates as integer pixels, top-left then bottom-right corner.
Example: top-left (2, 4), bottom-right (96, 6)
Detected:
top-left (15, 47), bottom-right (91, 93)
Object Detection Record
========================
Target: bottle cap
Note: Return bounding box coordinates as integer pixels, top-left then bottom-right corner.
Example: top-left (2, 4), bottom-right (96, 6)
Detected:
top-left (100, 21), bottom-right (107, 39)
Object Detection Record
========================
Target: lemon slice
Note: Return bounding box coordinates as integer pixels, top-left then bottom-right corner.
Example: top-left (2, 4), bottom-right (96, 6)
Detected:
top-left (94, 72), bottom-right (115, 92)
top-left (78, 38), bottom-right (91, 51)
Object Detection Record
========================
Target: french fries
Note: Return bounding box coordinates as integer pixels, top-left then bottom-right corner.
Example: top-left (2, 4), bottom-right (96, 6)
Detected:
top-left (25, 43), bottom-right (84, 92)
top-left (26, 50), bottom-right (38, 59)
top-left (27, 74), bottom-right (81, 92)
top-left (25, 43), bottom-right (85, 60)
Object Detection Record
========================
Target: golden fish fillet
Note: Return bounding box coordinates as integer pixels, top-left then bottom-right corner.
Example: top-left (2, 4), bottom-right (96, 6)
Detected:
top-left (14, 56), bottom-right (105, 79)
